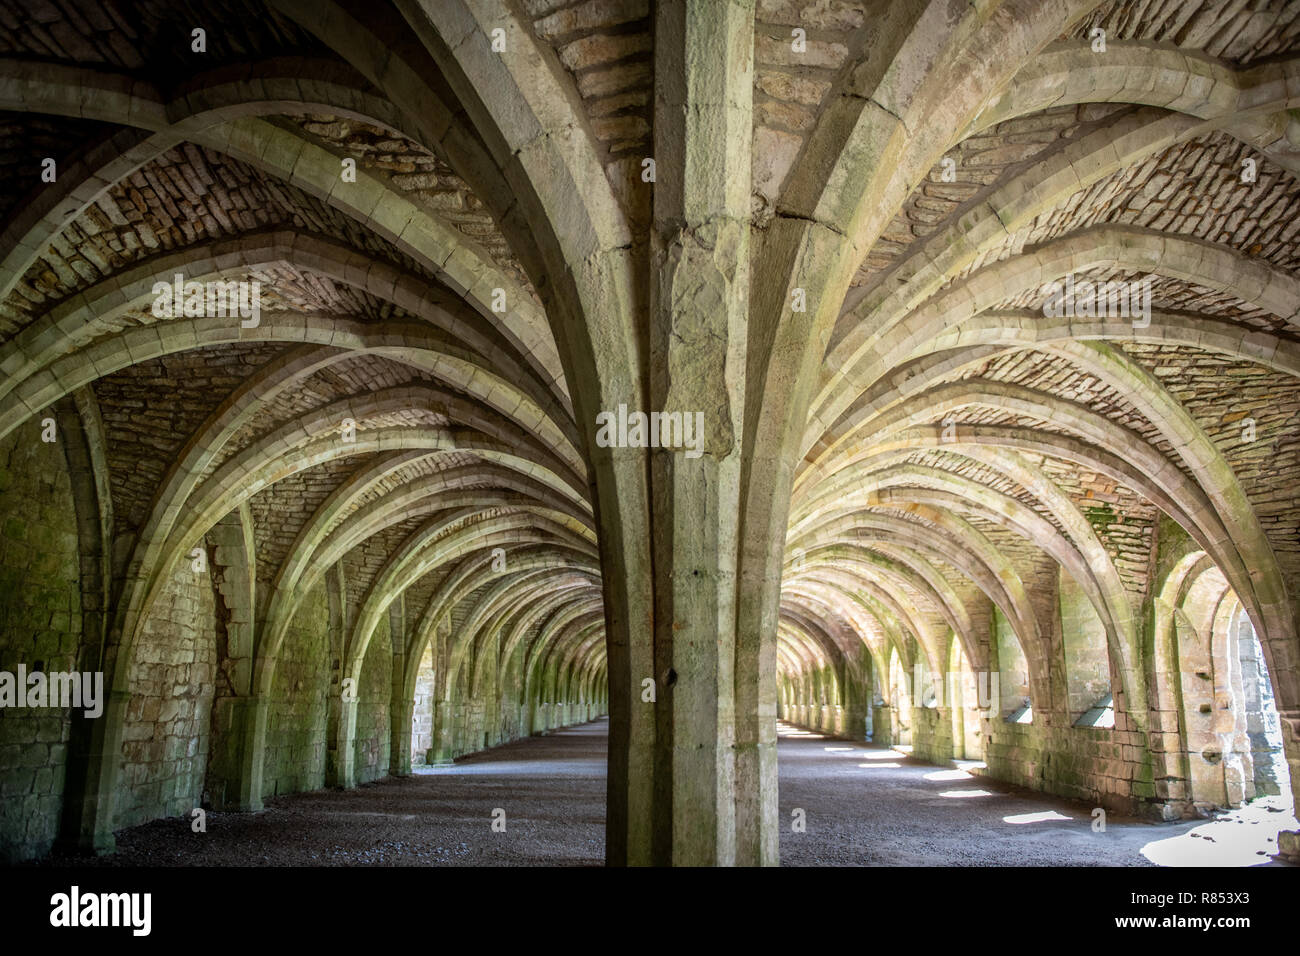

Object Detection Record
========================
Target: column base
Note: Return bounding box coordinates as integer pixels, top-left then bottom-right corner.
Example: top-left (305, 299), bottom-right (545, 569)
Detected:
top-left (54, 830), bottom-right (116, 857)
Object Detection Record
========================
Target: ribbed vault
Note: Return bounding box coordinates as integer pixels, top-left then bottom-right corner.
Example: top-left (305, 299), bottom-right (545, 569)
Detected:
top-left (0, 0), bottom-right (1297, 868)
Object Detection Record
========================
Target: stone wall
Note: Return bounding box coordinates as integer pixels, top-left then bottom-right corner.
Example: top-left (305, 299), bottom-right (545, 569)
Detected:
top-left (0, 427), bottom-right (81, 863)
top-left (117, 561), bottom-right (216, 830)
top-left (910, 706), bottom-right (954, 765)
top-left (979, 717), bottom-right (1158, 817)
top-left (857, 693), bottom-right (1152, 819)
top-left (262, 583), bottom-right (330, 797)
top-left (352, 616), bottom-right (391, 785)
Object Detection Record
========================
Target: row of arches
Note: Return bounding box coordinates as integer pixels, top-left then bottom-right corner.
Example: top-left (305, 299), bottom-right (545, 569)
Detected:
top-left (776, 519), bottom-right (1292, 816)
top-left (0, 414), bottom-right (607, 862)
top-left (0, 0), bottom-right (1298, 866)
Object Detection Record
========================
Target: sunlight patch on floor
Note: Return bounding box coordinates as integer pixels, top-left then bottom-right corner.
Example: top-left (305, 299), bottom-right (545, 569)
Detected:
top-left (924, 769), bottom-right (973, 782)
top-left (1141, 794), bottom-right (1297, 867)
top-left (1003, 810), bottom-right (1073, 825)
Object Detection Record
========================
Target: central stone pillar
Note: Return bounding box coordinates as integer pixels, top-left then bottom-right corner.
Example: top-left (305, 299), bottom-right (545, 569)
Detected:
top-left (327, 696), bottom-right (357, 788)
top-left (59, 688), bottom-right (130, 854)
top-left (208, 694), bottom-right (269, 811)
top-left (428, 699), bottom-right (455, 765)
top-left (390, 697), bottom-right (414, 776)
top-left (643, 0), bottom-right (754, 866)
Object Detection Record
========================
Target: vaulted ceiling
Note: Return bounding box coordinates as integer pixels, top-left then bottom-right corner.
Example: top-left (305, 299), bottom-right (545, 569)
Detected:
top-left (2, 0), bottom-right (1298, 734)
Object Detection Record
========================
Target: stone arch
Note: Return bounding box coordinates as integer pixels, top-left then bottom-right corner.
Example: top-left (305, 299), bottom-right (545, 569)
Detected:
top-left (0, 59), bottom-right (565, 397)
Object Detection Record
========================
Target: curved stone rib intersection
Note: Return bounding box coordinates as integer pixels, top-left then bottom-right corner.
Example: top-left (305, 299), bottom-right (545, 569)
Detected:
top-left (0, 0), bottom-right (1297, 869)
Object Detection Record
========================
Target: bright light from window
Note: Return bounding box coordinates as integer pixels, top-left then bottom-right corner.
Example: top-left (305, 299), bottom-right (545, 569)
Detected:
top-left (924, 769), bottom-right (973, 782)
top-left (1074, 693), bottom-right (1115, 728)
top-left (1005, 701), bottom-right (1032, 724)
top-left (1003, 810), bottom-right (1071, 824)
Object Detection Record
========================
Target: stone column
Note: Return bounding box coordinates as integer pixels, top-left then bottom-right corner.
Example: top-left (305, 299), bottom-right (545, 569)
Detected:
top-left (873, 704), bottom-right (892, 748)
top-left (207, 695), bottom-right (268, 810)
top-left (388, 599), bottom-right (411, 776)
top-left (639, 0), bottom-right (754, 867)
top-left (328, 697), bottom-right (357, 788)
top-left (427, 700), bottom-right (455, 765)
top-left (842, 653), bottom-right (870, 742)
top-left (390, 697), bottom-right (413, 776)
top-left (58, 688), bottom-right (130, 854)
top-left (480, 627), bottom-right (500, 746)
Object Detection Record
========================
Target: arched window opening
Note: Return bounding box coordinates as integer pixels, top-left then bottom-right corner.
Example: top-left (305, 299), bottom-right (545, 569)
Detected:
top-left (888, 646), bottom-right (912, 748)
top-left (1004, 701), bottom-right (1033, 724)
top-left (948, 637), bottom-right (984, 759)
top-left (993, 607), bottom-right (1031, 723)
top-left (1172, 566), bottom-right (1228, 808)
top-left (1074, 693), bottom-right (1114, 729)
top-left (1231, 609), bottom-right (1291, 801)
top-left (1058, 567), bottom-right (1110, 723)
top-left (915, 644), bottom-right (939, 709)
top-left (1170, 564), bottom-right (1292, 812)
top-left (409, 641), bottom-right (436, 766)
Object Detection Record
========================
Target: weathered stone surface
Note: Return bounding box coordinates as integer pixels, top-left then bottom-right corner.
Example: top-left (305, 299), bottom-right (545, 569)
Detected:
top-left (0, 425), bottom-right (80, 863)
top-left (533, 0), bottom-right (648, 41)
top-left (1, 0), bottom-right (1298, 872)
top-left (117, 562), bottom-right (216, 830)
top-left (558, 32), bottom-right (651, 71)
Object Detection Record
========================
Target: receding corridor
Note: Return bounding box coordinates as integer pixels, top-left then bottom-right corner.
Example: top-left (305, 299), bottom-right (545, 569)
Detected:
top-left (24, 719), bottom-right (1294, 868)
top-left (5, 0), bottom-right (1300, 873)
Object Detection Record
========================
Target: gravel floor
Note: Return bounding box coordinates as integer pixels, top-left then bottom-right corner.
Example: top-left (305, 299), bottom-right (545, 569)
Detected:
top-left (34, 721), bottom-right (609, 868)
top-left (774, 724), bottom-right (1294, 866)
top-left (26, 718), bottom-right (1295, 866)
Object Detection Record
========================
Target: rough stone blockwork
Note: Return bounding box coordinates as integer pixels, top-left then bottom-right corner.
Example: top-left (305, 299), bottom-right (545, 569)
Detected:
top-left (262, 584), bottom-right (330, 797)
top-left (1, 0), bottom-right (1298, 868)
top-left (117, 564), bottom-right (215, 830)
top-left (0, 429), bottom-right (80, 863)
top-left (353, 616), bottom-right (391, 786)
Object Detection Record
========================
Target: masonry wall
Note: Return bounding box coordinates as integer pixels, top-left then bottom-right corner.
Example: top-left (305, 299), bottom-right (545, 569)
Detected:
top-left (262, 583), bottom-right (330, 797)
top-left (870, 703), bottom-right (892, 746)
top-left (117, 561), bottom-right (217, 830)
top-left (353, 615), bottom-right (391, 785)
top-left (892, 696), bottom-right (1158, 816)
top-left (771, 584), bottom-right (1168, 818)
top-left (910, 706), bottom-right (954, 765)
top-left (979, 585), bottom-right (1157, 816)
top-left (979, 716), bottom-right (1157, 817)
top-left (0, 428), bottom-right (82, 862)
